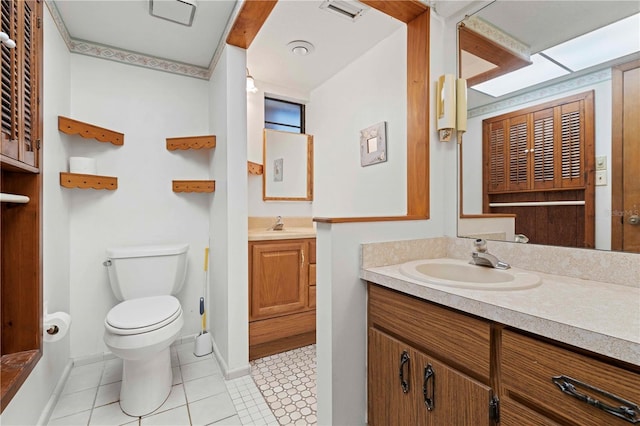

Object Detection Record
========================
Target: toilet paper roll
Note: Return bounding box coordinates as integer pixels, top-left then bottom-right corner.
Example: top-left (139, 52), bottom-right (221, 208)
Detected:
top-left (43, 312), bottom-right (72, 343)
top-left (69, 157), bottom-right (97, 175)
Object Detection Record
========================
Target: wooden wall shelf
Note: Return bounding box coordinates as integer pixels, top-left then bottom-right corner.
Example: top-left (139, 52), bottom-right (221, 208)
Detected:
top-left (58, 116), bottom-right (124, 146)
top-left (166, 135), bottom-right (216, 151)
top-left (172, 180), bottom-right (215, 193)
top-left (248, 161), bottom-right (263, 175)
top-left (60, 172), bottom-right (118, 190)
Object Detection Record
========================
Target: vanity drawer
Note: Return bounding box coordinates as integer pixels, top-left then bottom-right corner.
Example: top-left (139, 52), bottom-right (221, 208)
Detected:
top-left (308, 240), bottom-right (316, 263)
top-left (308, 264), bottom-right (316, 286)
top-left (368, 284), bottom-right (491, 382)
top-left (501, 329), bottom-right (640, 425)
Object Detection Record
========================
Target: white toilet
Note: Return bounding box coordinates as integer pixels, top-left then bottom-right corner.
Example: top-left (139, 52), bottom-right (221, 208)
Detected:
top-left (103, 243), bottom-right (189, 416)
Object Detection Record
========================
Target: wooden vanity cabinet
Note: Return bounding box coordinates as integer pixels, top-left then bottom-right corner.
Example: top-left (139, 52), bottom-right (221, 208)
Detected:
top-left (368, 284), bottom-right (496, 426)
top-left (367, 283), bottom-right (640, 426)
top-left (249, 238), bottom-right (316, 360)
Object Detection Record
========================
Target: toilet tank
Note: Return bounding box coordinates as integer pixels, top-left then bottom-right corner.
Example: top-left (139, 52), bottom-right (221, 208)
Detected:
top-left (105, 243), bottom-right (189, 301)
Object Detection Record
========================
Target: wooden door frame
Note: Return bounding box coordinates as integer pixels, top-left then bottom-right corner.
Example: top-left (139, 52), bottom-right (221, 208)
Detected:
top-left (611, 59), bottom-right (640, 251)
top-left (227, 0), bottom-right (431, 222)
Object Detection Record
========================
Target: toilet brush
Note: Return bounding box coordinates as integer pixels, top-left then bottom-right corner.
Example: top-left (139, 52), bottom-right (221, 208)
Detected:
top-left (194, 248), bottom-right (213, 356)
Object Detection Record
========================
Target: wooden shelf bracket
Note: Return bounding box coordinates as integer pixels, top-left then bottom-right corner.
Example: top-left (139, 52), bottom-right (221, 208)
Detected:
top-left (60, 172), bottom-right (118, 190)
top-left (248, 161), bottom-right (264, 175)
top-left (172, 180), bottom-right (215, 193)
top-left (58, 116), bottom-right (124, 146)
top-left (166, 136), bottom-right (216, 151)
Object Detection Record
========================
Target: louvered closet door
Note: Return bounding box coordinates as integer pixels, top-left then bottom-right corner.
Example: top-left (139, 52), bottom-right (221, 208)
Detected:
top-left (0, 0), bottom-right (39, 167)
top-left (531, 108), bottom-right (556, 190)
top-left (507, 114), bottom-right (529, 191)
top-left (1, 0), bottom-right (19, 159)
top-left (559, 100), bottom-right (584, 188)
top-left (486, 120), bottom-right (507, 193)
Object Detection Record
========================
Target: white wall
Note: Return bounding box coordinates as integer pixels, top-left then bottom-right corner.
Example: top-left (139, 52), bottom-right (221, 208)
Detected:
top-left (247, 80), bottom-right (312, 217)
top-left (207, 45), bottom-right (250, 378)
top-left (67, 56), bottom-right (211, 359)
top-left (310, 27), bottom-right (408, 217)
top-left (1, 8), bottom-right (72, 425)
top-left (313, 14), bottom-right (457, 425)
top-left (461, 76), bottom-right (612, 249)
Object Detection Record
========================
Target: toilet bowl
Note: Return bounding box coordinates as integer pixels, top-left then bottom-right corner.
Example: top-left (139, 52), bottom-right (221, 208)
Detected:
top-left (102, 243), bottom-right (189, 417)
top-left (104, 295), bottom-right (184, 416)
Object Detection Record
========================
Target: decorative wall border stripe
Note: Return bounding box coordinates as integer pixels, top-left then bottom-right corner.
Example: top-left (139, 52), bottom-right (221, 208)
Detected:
top-left (468, 68), bottom-right (611, 118)
top-left (45, 0), bottom-right (243, 80)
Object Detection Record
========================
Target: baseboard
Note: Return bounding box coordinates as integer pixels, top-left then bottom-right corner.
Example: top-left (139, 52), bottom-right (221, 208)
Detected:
top-left (211, 338), bottom-right (251, 380)
top-left (36, 360), bottom-right (73, 426)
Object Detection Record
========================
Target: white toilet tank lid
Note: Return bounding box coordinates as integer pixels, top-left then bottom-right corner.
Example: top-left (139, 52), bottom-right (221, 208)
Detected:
top-left (106, 243), bottom-right (189, 259)
top-left (106, 295), bottom-right (181, 329)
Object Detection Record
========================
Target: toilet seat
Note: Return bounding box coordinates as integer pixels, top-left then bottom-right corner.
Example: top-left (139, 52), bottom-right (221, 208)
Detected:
top-left (105, 295), bottom-right (181, 335)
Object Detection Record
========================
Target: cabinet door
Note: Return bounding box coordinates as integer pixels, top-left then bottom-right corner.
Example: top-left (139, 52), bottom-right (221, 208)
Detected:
top-left (368, 329), bottom-right (494, 426)
top-left (249, 240), bottom-right (308, 321)
top-left (558, 100), bottom-right (585, 189)
top-left (368, 329), bottom-right (421, 426)
top-left (412, 350), bottom-right (493, 426)
top-left (507, 114), bottom-right (530, 191)
top-left (532, 108), bottom-right (556, 190)
top-left (486, 119), bottom-right (508, 193)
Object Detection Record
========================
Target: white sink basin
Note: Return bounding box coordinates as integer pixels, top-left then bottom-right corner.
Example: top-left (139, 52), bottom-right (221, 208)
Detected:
top-left (399, 258), bottom-right (541, 290)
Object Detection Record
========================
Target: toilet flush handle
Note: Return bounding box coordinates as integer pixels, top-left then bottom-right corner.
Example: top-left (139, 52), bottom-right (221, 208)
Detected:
top-left (103, 259), bottom-right (112, 267)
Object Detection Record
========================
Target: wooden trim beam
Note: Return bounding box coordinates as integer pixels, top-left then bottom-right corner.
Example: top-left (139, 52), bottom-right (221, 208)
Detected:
top-left (359, 1), bottom-right (428, 24)
top-left (226, 0), bottom-right (278, 49)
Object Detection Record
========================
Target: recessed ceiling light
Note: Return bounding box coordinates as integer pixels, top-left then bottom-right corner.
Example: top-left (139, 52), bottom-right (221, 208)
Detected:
top-left (287, 41), bottom-right (315, 56)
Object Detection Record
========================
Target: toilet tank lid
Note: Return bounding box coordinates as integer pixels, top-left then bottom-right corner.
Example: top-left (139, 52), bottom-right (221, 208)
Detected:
top-left (106, 243), bottom-right (189, 259)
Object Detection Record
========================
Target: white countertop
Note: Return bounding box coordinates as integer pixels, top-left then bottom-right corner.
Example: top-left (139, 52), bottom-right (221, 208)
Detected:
top-left (248, 227), bottom-right (316, 241)
top-left (361, 260), bottom-right (640, 366)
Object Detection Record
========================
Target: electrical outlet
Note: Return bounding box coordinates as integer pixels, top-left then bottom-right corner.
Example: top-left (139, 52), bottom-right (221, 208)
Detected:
top-left (596, 170), bottom-right (607, 186)
top-left (596, 156), bottom-right (607, 170)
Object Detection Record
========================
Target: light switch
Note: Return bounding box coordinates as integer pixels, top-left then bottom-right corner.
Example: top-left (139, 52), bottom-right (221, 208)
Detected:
top-left (596, 170), bottom-right (607, 186)
top-left (596, 156), bottom-right (607, 170)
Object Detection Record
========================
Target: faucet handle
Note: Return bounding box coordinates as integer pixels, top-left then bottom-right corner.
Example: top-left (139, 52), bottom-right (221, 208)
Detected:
top-left (473, 238), bottom-right (488, 253)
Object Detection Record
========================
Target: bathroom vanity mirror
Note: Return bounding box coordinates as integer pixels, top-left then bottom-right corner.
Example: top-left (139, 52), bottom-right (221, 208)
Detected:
top-left (263, 129), bottom-right (313, 201)
top-left (457, 1), bottom-right (640, 253)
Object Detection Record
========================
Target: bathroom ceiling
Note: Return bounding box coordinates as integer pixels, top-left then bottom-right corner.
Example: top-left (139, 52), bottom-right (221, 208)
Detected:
top-left (51, 0), bottom-right (474, 86)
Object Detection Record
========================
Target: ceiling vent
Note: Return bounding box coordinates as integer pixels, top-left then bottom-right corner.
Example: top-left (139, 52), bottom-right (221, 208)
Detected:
top-left (320, 0), bottom-right (368, 22)
top-left (149, 0), bottom-right (197, 27)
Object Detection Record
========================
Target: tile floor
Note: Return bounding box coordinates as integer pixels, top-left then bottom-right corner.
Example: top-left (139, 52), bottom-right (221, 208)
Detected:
top-left (250, 345), bottom-right (317, 426)
top-left (47, 341), bottom-right (277, 426)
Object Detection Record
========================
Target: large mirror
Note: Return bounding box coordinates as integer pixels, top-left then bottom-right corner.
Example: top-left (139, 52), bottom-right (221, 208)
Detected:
top-left (263, 129), bottom-right (313, 201)
top-left (457, 1), bottom-right (640, 253)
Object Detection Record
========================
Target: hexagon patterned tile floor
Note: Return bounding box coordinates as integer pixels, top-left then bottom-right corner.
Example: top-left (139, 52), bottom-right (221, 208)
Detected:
top-left (250, 345), bottom-right (317, 426)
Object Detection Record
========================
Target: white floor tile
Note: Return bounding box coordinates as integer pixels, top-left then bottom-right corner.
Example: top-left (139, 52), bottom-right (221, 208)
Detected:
top-left (183, 374), bottom-right (227, 403)
top-left (63, 367), bottom-right (104, 394)
top-left (210, 414), bottom-right (242, 425)
top-left (101, 359), bottom-right (123, 385)
top-left (95, 382), bottom-right (121, 407)
top-left (180, 358), bottom-right (221, 382)
top-left (50, 388), bottom-right (97, 420)
top-left (47, 409), bottom-right (91, 426)
top-left (188, 393), bottom-right (236, 426)
top-left (89, 402), bottom-right (137, 426)
top-left (140, 405), bottom-right (190, 426)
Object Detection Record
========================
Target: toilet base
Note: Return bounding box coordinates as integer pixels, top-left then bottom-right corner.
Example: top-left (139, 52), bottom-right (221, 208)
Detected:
top-left (119, 347), bottom-right (172, 417)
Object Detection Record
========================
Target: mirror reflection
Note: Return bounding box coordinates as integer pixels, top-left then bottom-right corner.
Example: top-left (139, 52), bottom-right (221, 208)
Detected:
top-left (263, 129), bottom-right (314, 201)
top-left (458, 1), bottom-right (640, 253)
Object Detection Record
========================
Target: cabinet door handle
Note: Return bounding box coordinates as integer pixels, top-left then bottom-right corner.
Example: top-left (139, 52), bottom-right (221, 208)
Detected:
top-left (423, 364), bottom-right (435, 411)
top-left (301, 249), bottom-right (305, 267)
top-left (552, 375), bottom-right (640, 423)
top-left (399, 351), bottom-right (410, 394)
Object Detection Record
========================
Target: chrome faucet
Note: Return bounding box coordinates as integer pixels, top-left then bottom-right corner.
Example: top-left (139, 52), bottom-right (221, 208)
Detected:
top-left (469, 239), bottom-right (510, 270)
top-left (270, 216), bottom-right (284, 231)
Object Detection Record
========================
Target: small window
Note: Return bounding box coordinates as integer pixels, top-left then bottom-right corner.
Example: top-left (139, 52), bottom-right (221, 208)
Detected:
top-left (265, 97), bottom-right (305, 133)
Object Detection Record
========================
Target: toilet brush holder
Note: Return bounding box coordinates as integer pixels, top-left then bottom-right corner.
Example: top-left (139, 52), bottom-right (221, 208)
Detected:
top-left (194, 331), bottom-right (213, 357)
